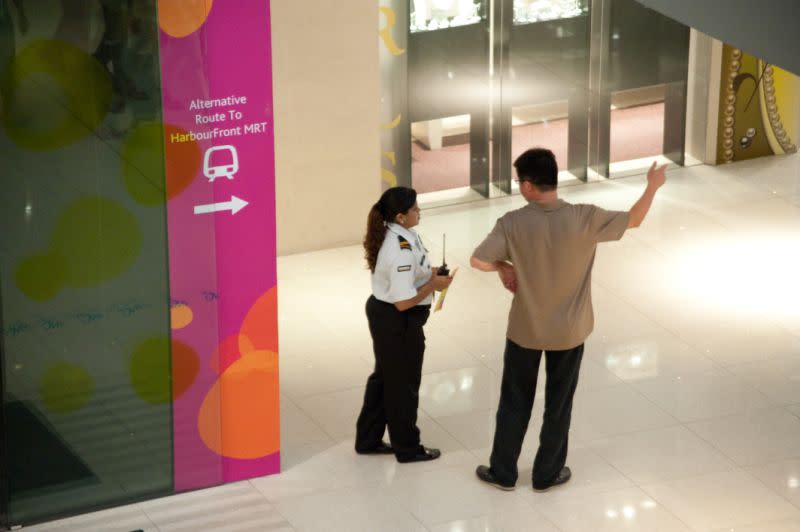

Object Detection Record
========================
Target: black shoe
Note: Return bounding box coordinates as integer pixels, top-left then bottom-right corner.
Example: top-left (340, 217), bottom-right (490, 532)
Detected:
top-left (396, 446), bottom-right (441, 463)
top-left (533, 466), bottom-right (572, 492)
top-left (475, 465), bottom-right (516, 491)
top-left (355, 441), bottom-right (394, 455)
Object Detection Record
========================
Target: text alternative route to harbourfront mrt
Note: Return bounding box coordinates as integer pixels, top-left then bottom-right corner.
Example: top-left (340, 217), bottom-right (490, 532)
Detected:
top-left (170, 95), bottom-right (269, 144)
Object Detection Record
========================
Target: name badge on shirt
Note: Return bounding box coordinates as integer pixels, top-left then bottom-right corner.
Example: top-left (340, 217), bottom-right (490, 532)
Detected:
top-left (397, 265), bottom-right (412, 272)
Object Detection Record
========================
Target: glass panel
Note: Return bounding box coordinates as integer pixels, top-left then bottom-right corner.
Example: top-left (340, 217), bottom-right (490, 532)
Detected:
top-left (503, 0), bottom-right (591, 188)
top-left (604, 0), bottom-right (690, 177)
top-left (0, 0), bottom-right (173, 525)
top-left (411, 0), bottom-right (483, 33)
top-left (513, 0), bottom-right (588, 24)
top-left (510, 100), bottom-right (577, 189)
top-left (408, 0), bottom-right (491, 206)
top-left (156, 0), bottom-right (225, 494)
top-left (411, 114), bottom-right (473, 195)
top-left (609, 85), bottom-right (666, 165)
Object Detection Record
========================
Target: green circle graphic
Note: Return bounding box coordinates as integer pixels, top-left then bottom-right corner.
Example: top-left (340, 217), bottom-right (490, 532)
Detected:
top-left (1, 39), bottom-right (112, 151)
top-left (15, 251), bottom-right (67, 301)
top-left (122, 121), bottom-right (166, 205)
top-left (50, 196), bottom-right (142, 288)
top-left (40, 362), bottom-right (95, 414)
top-left (130, 337), bottom-right (171, 404)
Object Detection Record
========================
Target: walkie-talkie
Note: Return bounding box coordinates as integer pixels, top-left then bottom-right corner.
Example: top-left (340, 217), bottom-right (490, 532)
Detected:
top-left (437, 234), bottom-right (450, 276)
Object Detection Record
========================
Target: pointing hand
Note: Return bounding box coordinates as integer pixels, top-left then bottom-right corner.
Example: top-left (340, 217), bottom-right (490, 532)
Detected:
top-left (647, 161), bottom-right (667, 189)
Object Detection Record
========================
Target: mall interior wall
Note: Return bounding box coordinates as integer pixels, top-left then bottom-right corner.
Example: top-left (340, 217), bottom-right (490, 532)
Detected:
top-left (272, 0), bottom-right (381, 255)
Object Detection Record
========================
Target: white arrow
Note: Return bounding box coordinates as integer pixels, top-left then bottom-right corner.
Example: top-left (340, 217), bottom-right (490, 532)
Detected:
top-left (193, 196), bottom-right (249, 215)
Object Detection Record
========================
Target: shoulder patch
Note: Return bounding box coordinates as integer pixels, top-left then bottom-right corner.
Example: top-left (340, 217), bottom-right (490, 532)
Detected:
top-left (397, 265), bottom-right (412, 272)
top-left (397, 235), bottom-right (412, 251)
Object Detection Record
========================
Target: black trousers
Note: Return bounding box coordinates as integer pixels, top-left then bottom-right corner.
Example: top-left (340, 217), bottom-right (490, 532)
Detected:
top-left (356, 296), bottom-right (430, 458)
top-left (489, 339), bottom-right (583, 486)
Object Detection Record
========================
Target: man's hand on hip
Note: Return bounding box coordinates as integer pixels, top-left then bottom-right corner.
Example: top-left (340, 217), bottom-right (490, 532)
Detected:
top-left (497, 262), bottom-right (517, 293)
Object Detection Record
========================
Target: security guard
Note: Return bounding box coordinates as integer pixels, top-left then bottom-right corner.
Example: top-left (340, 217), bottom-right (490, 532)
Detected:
top-left (355, 186), bottom-right (452, 463)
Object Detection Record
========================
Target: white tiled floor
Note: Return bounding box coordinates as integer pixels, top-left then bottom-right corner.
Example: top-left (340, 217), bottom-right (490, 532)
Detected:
top-left (24, 154), bottom-right (800, 531)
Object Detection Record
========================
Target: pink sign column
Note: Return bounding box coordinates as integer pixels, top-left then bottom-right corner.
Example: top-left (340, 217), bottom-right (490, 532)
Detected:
top-left (157, 1), bottom-right (280, 490)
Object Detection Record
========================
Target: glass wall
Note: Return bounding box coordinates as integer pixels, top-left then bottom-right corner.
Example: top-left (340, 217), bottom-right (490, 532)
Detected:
top-left (0, 0), bottom-right (173, 525)
top-left (395, 0), bottom-right (690, 206)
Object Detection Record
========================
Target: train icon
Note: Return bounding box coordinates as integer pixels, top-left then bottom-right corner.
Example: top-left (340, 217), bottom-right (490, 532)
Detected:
top-left (203, 145), bottom-right (239, 182)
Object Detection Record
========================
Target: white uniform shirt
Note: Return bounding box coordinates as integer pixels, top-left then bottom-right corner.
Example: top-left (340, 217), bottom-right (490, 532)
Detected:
top-left (372, 223), bottom-right (434, 306)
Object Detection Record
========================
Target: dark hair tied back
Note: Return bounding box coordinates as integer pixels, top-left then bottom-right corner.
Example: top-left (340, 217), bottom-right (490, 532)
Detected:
top-left (364, 187), bottom-right (417, 272)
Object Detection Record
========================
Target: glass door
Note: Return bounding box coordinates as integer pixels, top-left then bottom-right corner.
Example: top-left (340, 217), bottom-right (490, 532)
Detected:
top-left (393, 0), bottom-right (690, 203)
top-left (495, 0), bottom-right (591, 194)
top-left (590, 0), bottom-right (690, 178)
top-left (407, 0), bottom-right (491, 205)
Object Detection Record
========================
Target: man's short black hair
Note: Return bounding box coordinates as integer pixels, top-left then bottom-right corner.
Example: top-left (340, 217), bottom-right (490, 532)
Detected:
top-left (513, 148), bottom-right (558, 191)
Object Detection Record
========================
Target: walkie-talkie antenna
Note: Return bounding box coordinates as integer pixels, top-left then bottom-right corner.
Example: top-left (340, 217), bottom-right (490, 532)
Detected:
top-left (438, 234), bottom-right (449, 276)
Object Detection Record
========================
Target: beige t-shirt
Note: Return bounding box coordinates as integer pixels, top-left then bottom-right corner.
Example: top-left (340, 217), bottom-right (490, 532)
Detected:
top-left (473, 199), bottom-right (629, 350)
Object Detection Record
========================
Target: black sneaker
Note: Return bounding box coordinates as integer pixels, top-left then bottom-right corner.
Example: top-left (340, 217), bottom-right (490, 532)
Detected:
top-left (533, 466), bottom-right (572, 492)
top-left (396, 446), bottom-right (441, 463)
top-left (355, 441), bottom-right (394, 455)
top-left (475, 465), bottom-right (516, 491)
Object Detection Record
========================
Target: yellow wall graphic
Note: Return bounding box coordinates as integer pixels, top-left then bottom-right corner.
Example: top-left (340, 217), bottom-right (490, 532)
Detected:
top-left (717, 45), bottom-right (799, 164)
top-left (379, 4), bottom-right (407, 188)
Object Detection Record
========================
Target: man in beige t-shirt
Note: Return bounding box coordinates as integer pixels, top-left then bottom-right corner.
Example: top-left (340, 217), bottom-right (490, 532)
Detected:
top-left (471, 148), bottom-right (666, 492)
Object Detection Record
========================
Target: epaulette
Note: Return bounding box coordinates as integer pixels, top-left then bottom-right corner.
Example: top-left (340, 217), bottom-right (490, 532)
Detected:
top-left (397, 235), bottom-right (412, 251)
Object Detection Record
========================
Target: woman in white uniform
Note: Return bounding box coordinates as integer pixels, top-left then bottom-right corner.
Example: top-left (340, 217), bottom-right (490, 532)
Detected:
top-left (355, 187), bottom-right (452, 463)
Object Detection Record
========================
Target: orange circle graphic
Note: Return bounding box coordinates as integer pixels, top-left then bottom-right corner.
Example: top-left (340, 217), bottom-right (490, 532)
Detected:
top-left (171, 303), bottom-right (194, 329)
top-left (209, 334), bottom-right (254, 375)
top-left (158, 0), bottom-right (214, 38)
top-left (164, 124), bottom-right (202, 199)
top-left (239, 287), bottom-right (279, 354)
top-left (172, 339), bottom-right (200, 400)
top-left (197, 351), bottom-right (280, 459)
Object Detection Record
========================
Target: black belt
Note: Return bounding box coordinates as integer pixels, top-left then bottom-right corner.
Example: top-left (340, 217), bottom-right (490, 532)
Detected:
top-left (370, 295), bottom-right (430, 312)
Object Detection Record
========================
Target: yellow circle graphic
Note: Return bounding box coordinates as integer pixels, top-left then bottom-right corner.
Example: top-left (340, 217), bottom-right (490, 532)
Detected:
top-left (122, 121), bottom-right (168, 205)
top-left (40, 362), bottom-right (95, 414)
top-left (130, 337), bottom-right (171, 404)
top-left (15, 196), bottom-right (142, 301)
top-left (15, 251), bottom-right (67, 301)
top-left (50, 196), bottom-right (142, 288)
top-left (1, 39), bottom-right (112, 151)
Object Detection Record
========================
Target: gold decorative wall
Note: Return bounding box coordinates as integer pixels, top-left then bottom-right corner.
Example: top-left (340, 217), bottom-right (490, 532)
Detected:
top-left (717, 45), bottom-right (799, 164)
top-left (379, 1), bottom-right (410, 189)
